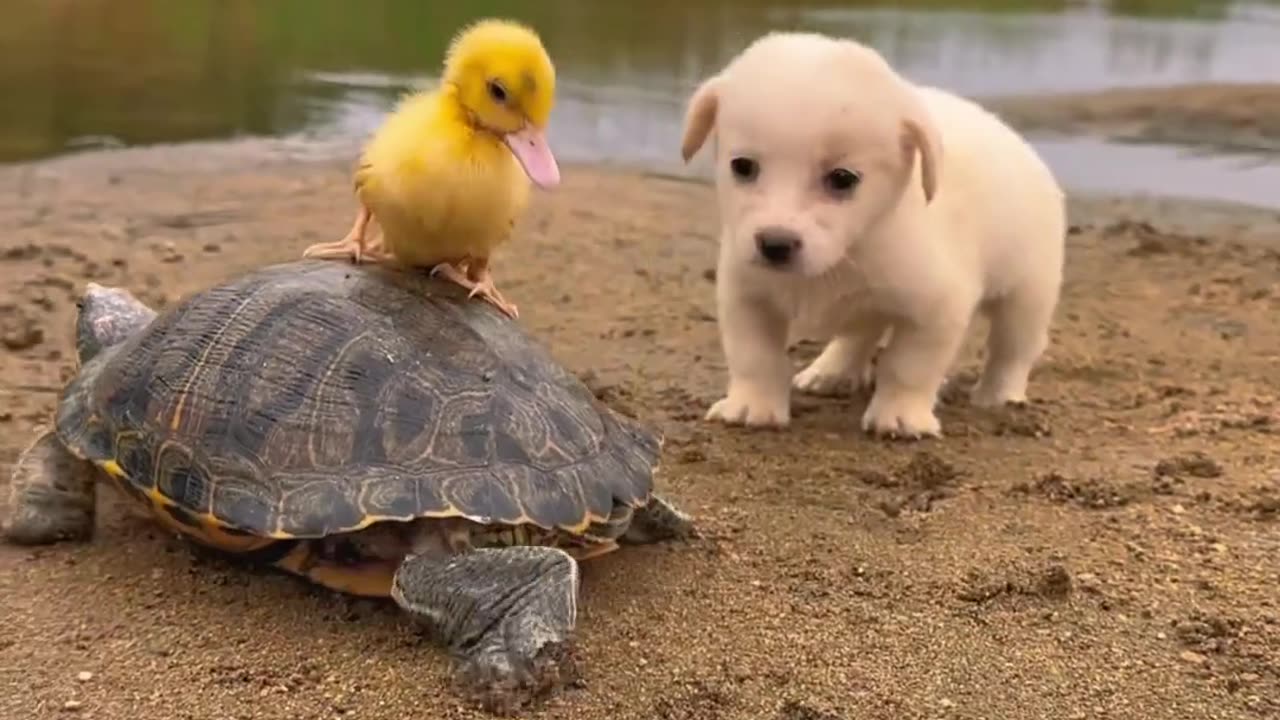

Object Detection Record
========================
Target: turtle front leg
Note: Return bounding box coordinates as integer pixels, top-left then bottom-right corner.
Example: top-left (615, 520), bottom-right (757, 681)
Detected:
top-left (391, 546), bottom-right (580, 713)
top-left (3, 430), bottom-right (97, 545)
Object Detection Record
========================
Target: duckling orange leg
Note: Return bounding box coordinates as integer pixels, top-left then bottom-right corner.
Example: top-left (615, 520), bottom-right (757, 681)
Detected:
top-left (465, 257), bottom-right (519, 319)
top-left (429, 257), bottom-right (519, 319)
top-left (303, 205), bottom-right (390, 264)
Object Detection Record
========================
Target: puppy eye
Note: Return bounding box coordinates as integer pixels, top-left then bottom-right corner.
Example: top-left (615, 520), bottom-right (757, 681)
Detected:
top-left (824, 168), bottom-right (861, 195)
top-left (487, 80), bottom-right (508, 104)
top-left (729, 157), bottom-right (759, 182)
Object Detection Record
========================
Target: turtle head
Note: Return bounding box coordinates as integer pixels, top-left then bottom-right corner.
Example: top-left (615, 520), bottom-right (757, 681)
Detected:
top-left (74, 283), bottom-right (157, 365)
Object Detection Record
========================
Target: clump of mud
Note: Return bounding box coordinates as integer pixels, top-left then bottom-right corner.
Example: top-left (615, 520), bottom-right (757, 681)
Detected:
top-left (1012, 471), bottom-right (1136, 509)
top-left (1153, 452), bottom-right (1223, 480)
top-left (856, 451), bottom-right (964, 516)
top-left (956, 561), bottom-right (1073, 604)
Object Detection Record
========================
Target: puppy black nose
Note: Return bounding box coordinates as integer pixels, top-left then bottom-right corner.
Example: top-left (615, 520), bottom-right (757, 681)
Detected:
top-left (755, 228), bottom-right (802, 267)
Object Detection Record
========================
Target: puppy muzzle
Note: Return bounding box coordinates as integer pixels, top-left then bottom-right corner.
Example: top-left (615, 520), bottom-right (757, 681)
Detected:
top-left (754, 227), bottom-right (803, 269)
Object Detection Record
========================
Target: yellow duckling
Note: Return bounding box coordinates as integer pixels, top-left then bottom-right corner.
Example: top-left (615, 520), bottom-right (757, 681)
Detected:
top-left (303, 19), bottom-right (560, 319)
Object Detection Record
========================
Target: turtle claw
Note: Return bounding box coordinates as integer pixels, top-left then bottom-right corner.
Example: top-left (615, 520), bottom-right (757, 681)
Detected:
top-left (455, 640), bottom-right (581, 715)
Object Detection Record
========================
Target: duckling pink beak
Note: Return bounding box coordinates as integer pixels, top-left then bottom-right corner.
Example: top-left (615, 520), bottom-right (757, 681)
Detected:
top-left (504, 125), bottom-right (560, 189)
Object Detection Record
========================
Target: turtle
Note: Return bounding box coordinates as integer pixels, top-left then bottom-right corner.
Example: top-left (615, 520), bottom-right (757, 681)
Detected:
top-left (2, 259), bottom-right (694, 711)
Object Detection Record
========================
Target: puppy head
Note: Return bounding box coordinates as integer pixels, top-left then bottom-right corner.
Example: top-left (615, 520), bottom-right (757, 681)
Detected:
top-left (681, 33), bottom-right (942, 278)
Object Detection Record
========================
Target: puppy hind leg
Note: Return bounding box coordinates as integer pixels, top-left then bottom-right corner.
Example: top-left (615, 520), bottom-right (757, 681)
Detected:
top-left (793, 322), bottom-right (889, 397)
top-left (970, 285), bottom-right (1058, 407)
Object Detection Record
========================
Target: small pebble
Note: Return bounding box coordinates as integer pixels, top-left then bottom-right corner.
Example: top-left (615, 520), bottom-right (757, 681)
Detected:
top-left (62, 700), bottom-right (82, 712)
top-left (1180, 650), bottom-right (1207, 664)
top-left (76, 671), bottom-right (93, 682)
top-left (1075, 572), bottom-right (1101, 592)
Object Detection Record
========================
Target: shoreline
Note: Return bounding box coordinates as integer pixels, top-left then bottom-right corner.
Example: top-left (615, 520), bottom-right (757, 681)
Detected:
top-left (987, 83), bottom-right (1280, 154)
top-left (6, 81), bottom-right (1280, 178)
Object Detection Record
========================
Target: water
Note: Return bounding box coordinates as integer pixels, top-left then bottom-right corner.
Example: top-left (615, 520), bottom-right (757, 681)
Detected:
top-left (3, 0), bottom-right (1280, 206)
top-left (1033, 137), bottom-right (1280, 208)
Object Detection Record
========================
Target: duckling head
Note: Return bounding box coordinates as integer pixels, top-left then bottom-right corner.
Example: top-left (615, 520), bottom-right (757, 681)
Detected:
top-left (444, 19), bottom-right (560, 189)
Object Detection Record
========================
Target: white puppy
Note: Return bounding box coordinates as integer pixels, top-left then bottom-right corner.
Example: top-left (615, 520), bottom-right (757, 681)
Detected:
top-left (682, 32), bottom-right (1065, 438)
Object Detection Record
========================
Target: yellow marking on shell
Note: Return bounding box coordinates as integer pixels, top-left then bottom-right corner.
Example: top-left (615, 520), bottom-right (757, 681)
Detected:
top-left (103, 480), bottom-right (275, 553)
top-left (263, 500), bottom-right (614, 541)
top-left (97, 459), bottom-right (125, 479)
top-left (304, 331), bottom-right (369, 470)
top-left (168, 397), bottom-right (185, 432)
top-left (266, 511), bottom-right (420, 540)
top-left (273, 543), bottom-right (396, 598)
top-left (561, 513), bottom-right (602, 536)
top-left (168, 292), bottom-right (258, 437)
top-left (269, 506), bottom-right (534, 539)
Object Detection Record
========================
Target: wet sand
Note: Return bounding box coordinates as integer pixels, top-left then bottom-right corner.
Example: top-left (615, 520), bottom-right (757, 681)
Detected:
top-left (1, 87), bottom-right (1279, 720)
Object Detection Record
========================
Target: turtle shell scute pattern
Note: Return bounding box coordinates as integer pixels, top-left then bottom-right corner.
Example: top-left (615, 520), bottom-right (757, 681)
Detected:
top-left (54, 260), bottom-right (662, 541)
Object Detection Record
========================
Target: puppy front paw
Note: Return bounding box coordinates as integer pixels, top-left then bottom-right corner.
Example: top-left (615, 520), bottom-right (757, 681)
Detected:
top-left (705, 389), bottom-right (790, 428)
top-left (861, 389), bottom-right (940, 440)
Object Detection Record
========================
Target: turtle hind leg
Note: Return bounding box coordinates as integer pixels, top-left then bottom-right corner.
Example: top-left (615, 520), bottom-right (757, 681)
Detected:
top-left (621, 495), bottom-right (697, 545)
top-left (3, 430), bottom-right (96, 545)
top-left (391, 546), bottom-right (581, 714)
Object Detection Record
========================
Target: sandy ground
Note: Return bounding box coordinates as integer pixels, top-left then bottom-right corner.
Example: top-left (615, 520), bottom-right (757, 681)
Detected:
top-left (1, 98), bottom-right (1280, 720)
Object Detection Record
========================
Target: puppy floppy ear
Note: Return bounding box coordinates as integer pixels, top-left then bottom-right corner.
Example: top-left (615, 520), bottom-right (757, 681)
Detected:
top-left (902, 103), bottom-right (943, 204)
top-left (680, 76), bottom-right (720, 162)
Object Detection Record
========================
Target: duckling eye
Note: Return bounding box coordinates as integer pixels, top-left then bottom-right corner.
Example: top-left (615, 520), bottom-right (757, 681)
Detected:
top-left (823, 168), bottom-right (861, 196)
top-left (730, 157), bottom-right (759, 183)
top-left (487, 80), bottom-right (509, 104)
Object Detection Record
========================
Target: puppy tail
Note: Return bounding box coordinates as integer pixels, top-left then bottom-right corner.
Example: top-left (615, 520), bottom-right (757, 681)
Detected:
top-left (681, 76), bottom-right (720, 163)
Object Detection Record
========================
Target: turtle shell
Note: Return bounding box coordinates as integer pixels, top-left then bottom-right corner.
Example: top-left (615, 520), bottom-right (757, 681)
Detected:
top-left (54, 260), bottom-right (661, 547)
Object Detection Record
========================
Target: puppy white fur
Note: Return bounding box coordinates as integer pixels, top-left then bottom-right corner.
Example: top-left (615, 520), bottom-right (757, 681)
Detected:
top-left (682, 32), bottom-right (1065, 438)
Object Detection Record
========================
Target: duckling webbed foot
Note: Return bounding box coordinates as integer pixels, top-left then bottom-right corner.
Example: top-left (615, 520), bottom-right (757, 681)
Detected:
top-left (303, 205), bottom-right (389, 264)
top-left (431, 259), bottom-right (519, 320)
top-left (467, 259), bottom-right (519, 319)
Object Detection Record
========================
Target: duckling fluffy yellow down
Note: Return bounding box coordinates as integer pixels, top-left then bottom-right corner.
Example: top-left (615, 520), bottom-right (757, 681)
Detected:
top-left (303, 19), bottom-right (559, 319)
